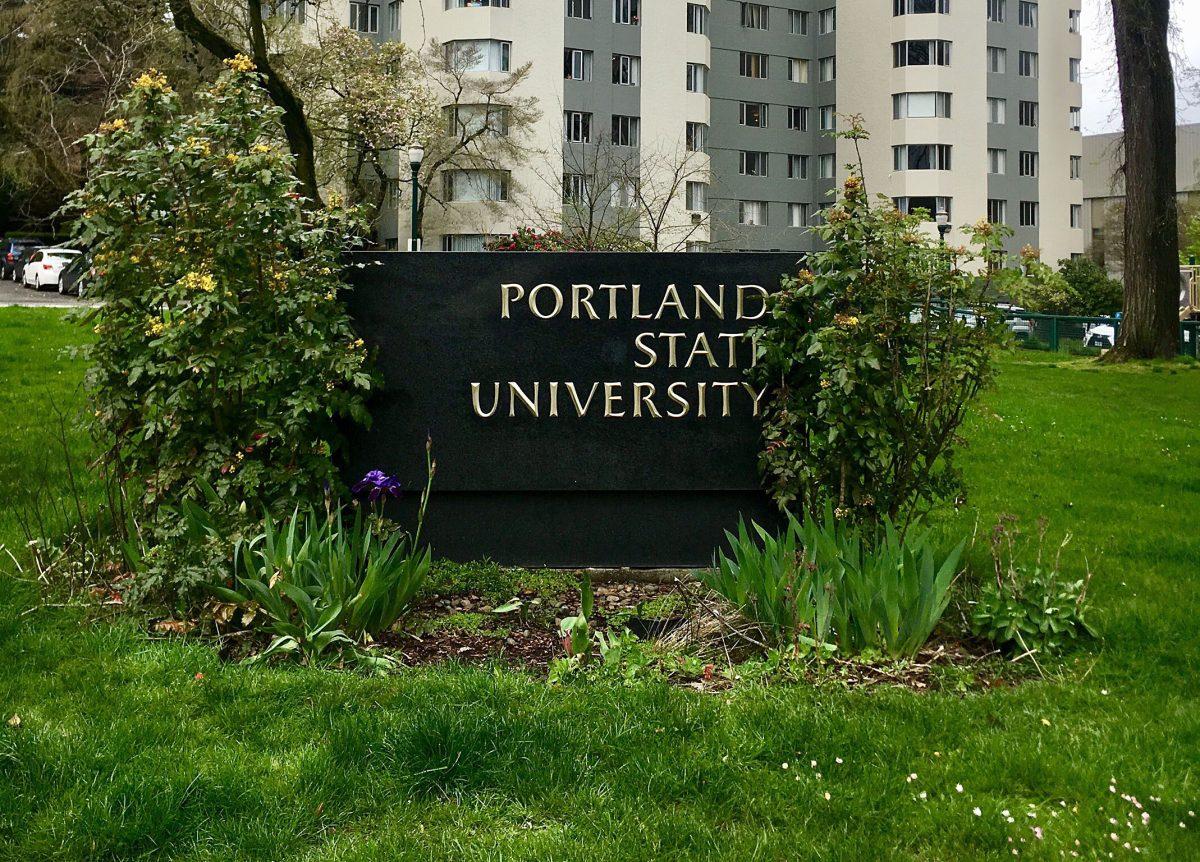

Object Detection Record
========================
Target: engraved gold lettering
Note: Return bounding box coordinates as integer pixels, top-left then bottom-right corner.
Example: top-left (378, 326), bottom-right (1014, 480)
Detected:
top-left (471, 382), bottom-right (500, 417)
top-left (500, 283), bottom-right (524, 318)
top-left (549, 381), bottom-right (560, 417)
top-left (599, 284), bottom-right (626, 319)
top-left (634, 332), bottom-right (658, 368)
top-left (742, 382), bottom-right (769, 416)
top-left (717, 332), bottom-right (741, 367)
top-left (630, 284), bottom-right (652, 319)
top-left (694, 283), bottom-right (724, 319)
top-left (713, 381), bottom-right (737, 417)
top-left (632, 382), bottom-right (661, 418)
top-left (736, 284), bottom-right (768, 320)
top-left (566, 381), bottom-right (600, 416)
top-left (654, 283), bottom-right (688, 320)
top-left (666, 381), bottom-right (690, 417)
top-left (529, 283), bottom-right (564, 319)
top-left (685, 332), bottom-right (718, 368)
top-left (571, 284), bottom-right (599, 320)
top-left (508, 381), bottom-right (540, 416)
top-left (603, 382), bottom-right (625, 417)
top-left (697, 381), bottom-right (708, 418)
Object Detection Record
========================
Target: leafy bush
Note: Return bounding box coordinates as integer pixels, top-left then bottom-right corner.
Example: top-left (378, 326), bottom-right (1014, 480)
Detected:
top-left (1056, 256), bottom-right (1124, 317)
top-left (750, 127), bottom-right (1004, 525)
top-left (970, 516), bottom-right (1097, 658)
top-left (484, 225), bottom-right (647, 252)
top-left (66, 59), bottom-right (375, 602)
top-left (703, 509), bottom-right (964, 660)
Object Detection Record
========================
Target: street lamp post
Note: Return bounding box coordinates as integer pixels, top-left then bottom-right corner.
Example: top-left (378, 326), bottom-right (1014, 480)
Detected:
top-left (408, 144), bottom-right (425, 251)
top-left (935, 208), bottom-right (951, 246)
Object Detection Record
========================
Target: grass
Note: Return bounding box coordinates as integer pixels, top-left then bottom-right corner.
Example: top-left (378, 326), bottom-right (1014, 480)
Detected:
top-left (2, 307), bottom-right (1199, 860)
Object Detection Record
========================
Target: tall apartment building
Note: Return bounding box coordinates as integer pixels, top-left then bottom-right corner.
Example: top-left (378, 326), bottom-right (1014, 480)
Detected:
top-left (330, 0), bottom-right (1084, 261)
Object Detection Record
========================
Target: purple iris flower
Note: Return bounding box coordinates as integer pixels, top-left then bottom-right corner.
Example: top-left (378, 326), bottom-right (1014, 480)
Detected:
top-left (352, 469), bottom-right (402, 502)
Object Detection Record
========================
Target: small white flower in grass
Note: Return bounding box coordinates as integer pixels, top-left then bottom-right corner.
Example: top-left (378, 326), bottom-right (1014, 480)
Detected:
top-left (1032, 827), bottom-right (1043, 840)
top-left (835, 757), bottom-right (843, 764)
top-left (1002, 809), bottom-right (1011, 818)
top-left (956, 784), bottom-right (964, 793)
top-left (1109, 785), bottom-right (1117, 794)
top-left (1007, 816), bottom-right (1015, 823)
top-left (1101, 689), bottom-right (1109, 695)
top-left (1190, 811), bottom-right (1196, 817)
top-left (918, 791), bottom-right (927, 800)
top-left (811, 760), bottom-right (817, 768)
top-left (1181, 822), bottom-right (1188, 829)
top-left (1109, 818), bottom-right (1118, 826)
top-left (781, 762), bottom-right (789, 770)
top-left (824, 791), bottom-right (831, 801)
top-left (973, 807), bottom-right (982, 817)
top-left (1110, 833), bottom-right (1119, 842)
top-left (907, 773), bottom-right (918, 783)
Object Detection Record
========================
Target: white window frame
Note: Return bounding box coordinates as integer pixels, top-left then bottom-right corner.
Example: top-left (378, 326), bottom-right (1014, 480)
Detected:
top-left (564, 110), bottom-right (592, 143)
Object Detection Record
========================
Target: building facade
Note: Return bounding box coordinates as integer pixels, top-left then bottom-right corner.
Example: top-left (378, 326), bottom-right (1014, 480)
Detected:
top-left (328, 0), bottom-right (1085, 260)
top-left (1082, 122), bottom-right (1200, 272)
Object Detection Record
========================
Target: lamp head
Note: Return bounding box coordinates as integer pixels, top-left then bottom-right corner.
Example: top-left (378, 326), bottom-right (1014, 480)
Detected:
top-left (408, 144), bottom-right (425, 169)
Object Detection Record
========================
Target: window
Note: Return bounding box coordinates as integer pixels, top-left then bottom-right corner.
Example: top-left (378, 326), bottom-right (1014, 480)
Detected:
top-left (444, 104), bottom-right (510, 136)
top-left (819, 105), bottom-right (836, 131)
top-left (609, 179), bottom-right (637, 208)
top-left (988, 199), bottom-right (1008, 225)
top-left (686, 121), bottom-right (707, 152)
top-left (817, 8), bottom-right (835, 34)
top-left (987, 46), bottom-right (1006, 74)
top-left (893, 144), bottom-right (952, 171)
top-left (1018, 0), bottom-right (1038, 27)
top-left (1020, 201), bottom-right (1038, 226)
top-left (741, 2), bottom-right (768, 29)
top-left (686, 181), bottom-right (708, 212)
top-left (441, 234), bottom-right (499, 252)
top-left (894, 0), bottom-right (949, 14)
top-left (1070, 204), bottom-right (1082, 228)
top-left (563, 173), bottom-right (588, 203)
top-left (686, 62), bottom-right (708, 93)
top-left (686, 241), bottom-right (709, 252)
top-left (817, 153), bottom-right (835, 179)
top-left (740, 151), bottom-right (768, 177)
top-left (564, 111), bottom-right (592, 142)
top-left (739, 200), bottom-right (767, 226)
top-left (349, 2), bottom-right (378, 32)
top-left (788, 58), bottom-right (809, 83)
top-left (988, 97), bottom-right (1007, 124)
top-left (613, 54), bottom-right (640, 85)
top-left (445, 39), bottom-right (511, 72)
top-left (1069, 58), bottom-right (1081, 82)
top-left (894, 40), bottom-right (952, 67)
top-left (1019, 150), bottom-right (1038, 177)
top-left (1070, 155), bottom-right (1082, 179)
top-left (786, 106), bottom-right (808, 130)
top-left (613, 0), bottom-right (639, 25)
top-left (686, 3), bottom-right (707, 33)
top-left (611, 115), bottom-right (640, 146)
top-left (892, 92), bottom-right (952, 119)
top-left (566, 0), bottom-right (592, 18)
top-left (787, 154), bottom-right (808, 179)
top-left (564, 49), bottom-right (593, 80)
top-left (443, 169), bottom-right (509, 202)
top-left (788, 203), bottom-right (810, 227)
top-left (988, 148), bottom-right (1007, 175)
top-left (789, 9), bottom-right (808, 34)
top-left (446, 0), bottom-right (509, 7)
top-left (274, 0), bottom-right (307, 23)
top-left (893, 196), bottom-right (952, 219)
top-left (1018, 51), bottom-right (1038, 77)
top-left (740, 52), bottom-right (769, 78)
top-left (987, 0), bottom-right (1006, 22)
top-left (388, 0), bottom-right (399, 29)
top-left (818, 57), bottom-right (835, 82)
top-left (739, 102), bottom-right (768, 127)
top-left (1019, 100), bottom-right (1038, 126)
top-left (1068, 8), bottom-right (1081, 33)
top-left (1069, 106), bottom-right (1081, 131)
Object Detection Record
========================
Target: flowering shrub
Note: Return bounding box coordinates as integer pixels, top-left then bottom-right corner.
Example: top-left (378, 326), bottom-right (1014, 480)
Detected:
top-left (749, 154), bottom-right (1005, 525)
top-left (484, 226), bottom-right (647, 252)
top-left (66, 58), bottom-right (375, 601)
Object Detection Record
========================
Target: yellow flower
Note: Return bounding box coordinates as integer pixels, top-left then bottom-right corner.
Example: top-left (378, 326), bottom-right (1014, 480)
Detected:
top-left (185, 136), bottom-right (212, 156)
top-left (819, 378), bottom-right (832, 390)
top-left (225, 153), bottom-right (240, 166)
top-left (224, 54), bottom-right (256, 74)
top-left (252, 143), bottom-right (270, 154)
top-left (177, 271), bottom-right (216, 293)
top-left (834, 313), bottom-right (860, 328)
top-left (129, 255), bottom-right (141, 265)
top-left (145, 317), bottom-right (166, 337)
top-left (351, 338), bottom-right (364, 349)
top-left (99, 118), bottom-right (128, 134)
top-left (132, 69), bottom-right (171, 93)
top-left (324, 291), bottom-right (336, 301)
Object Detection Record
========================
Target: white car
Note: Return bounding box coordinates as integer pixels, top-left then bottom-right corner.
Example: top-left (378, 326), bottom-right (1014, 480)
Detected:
top-left (1083, 324), bottom-right (1115, 349)
top-left (22, 248), bottom-right (83, 291)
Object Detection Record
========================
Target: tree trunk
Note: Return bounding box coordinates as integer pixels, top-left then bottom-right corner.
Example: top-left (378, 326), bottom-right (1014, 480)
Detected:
top-left (166, 0), bottom-right (322, 208)
top-left (1107, 0), bottom-right (1178, 360)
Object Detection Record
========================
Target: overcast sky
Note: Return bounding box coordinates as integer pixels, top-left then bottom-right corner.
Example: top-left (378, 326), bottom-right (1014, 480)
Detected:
top-left (1081, 0), bottom-right (1200, 135)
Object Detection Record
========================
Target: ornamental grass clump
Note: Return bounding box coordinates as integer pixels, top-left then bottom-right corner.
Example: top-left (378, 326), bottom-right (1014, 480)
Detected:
top-left (65, 57), bottom-right (375, 602)
top-left (703, 509), bottom-right (964, 660)
top-left (750, 119), bottom-right (1006, 527)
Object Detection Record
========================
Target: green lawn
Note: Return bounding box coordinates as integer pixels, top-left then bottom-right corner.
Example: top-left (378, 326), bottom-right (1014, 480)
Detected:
top-left (2, 307), bottom-right (1199, 860)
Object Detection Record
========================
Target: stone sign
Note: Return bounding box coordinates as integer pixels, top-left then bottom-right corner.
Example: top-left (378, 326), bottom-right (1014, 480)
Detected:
top-left (344, 251), bottom-right (798, 567)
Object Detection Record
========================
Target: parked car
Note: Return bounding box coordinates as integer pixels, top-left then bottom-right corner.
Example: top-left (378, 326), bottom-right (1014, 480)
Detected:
top-left (1, 237), bottom-right (41, 281)
top-left (21, 247), bottom-right (83, 291)
top-left (1083, 324), bottom-right (1115, 349)
top-left (58, 253), bottom-right (93, 297)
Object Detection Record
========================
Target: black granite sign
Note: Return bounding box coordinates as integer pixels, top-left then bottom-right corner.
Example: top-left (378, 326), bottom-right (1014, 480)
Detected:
top-left (343, 251), bottom-right (798, 567)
